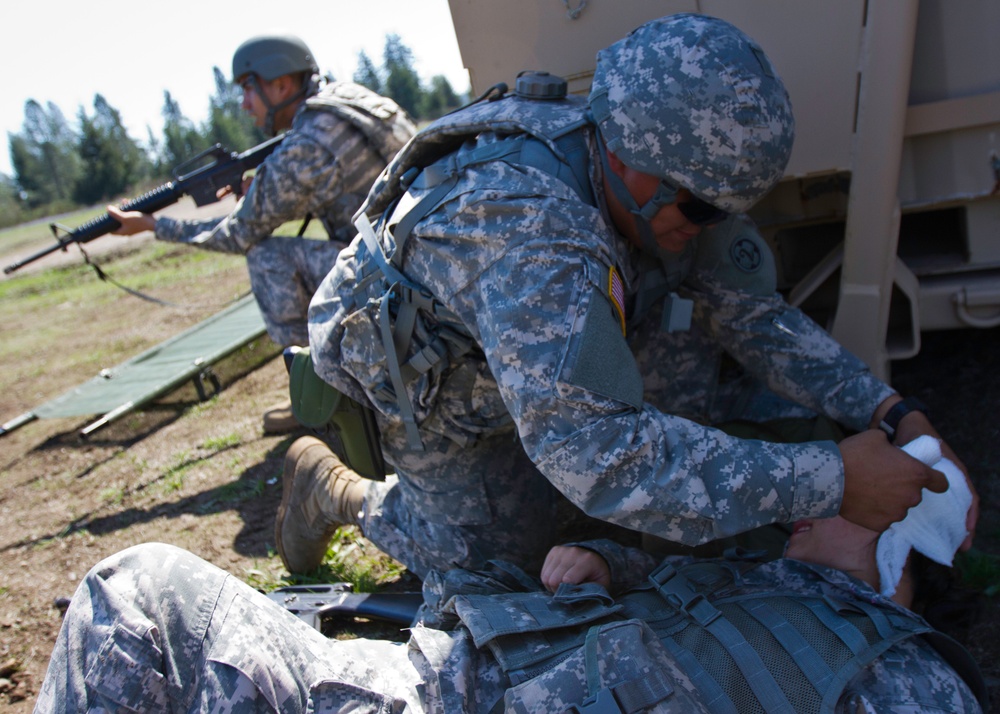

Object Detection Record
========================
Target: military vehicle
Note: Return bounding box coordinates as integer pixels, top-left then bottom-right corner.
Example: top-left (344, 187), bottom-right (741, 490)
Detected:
top-left (446, 0), bottom-right (1000, 379)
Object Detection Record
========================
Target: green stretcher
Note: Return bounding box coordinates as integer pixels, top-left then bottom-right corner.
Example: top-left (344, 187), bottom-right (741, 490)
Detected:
top-left (1, 294), bottom-right (267, 438)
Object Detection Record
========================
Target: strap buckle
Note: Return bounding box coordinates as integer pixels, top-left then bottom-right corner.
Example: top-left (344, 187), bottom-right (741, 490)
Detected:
top-left (648, 562), bottom-right (721, 626)
top-left (567, 688), bottom-right (623, 714)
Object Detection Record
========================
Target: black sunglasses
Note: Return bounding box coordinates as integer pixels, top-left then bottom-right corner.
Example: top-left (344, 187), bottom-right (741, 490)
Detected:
top-left (677, 194), bottom-right (729, 226)
top-left (642, 179), bottom-right (729, 227)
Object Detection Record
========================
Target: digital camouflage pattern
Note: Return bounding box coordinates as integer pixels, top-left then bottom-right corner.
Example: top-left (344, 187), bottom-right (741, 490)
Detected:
top-left (589, 14), bottom-right (795, 213)
top-left (34, 543), bottom-right (426, 713)
top-left (156, 81), bottom-right (413, 347)
top-left (308, 80), bottom-right (893, 577)
top-left (35, 542), bottom-right (983, 713)
top-left (426, 540), bottom-right (984, 713)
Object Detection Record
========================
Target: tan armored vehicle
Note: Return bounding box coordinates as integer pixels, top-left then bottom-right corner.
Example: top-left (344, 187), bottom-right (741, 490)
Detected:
top-left (447, 0), bottom-right (1000, 379)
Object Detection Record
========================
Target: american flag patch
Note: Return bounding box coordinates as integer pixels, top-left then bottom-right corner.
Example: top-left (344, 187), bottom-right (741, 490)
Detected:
top-left (608, 266), bottom-right (626, 335)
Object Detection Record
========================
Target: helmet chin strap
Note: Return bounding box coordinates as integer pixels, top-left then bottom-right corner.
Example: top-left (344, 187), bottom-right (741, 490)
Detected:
top-left (595, 133), bottom-right (679, 262)
top-left (246, 75), bottom-right (310, 137)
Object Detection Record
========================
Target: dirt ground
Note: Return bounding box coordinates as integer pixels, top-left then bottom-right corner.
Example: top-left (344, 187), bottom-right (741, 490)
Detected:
top-left (0, 206), bottom-right (998, 710)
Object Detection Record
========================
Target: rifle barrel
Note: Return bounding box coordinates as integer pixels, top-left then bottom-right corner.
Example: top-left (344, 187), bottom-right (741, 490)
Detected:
top-left (3, 135), bottom-right (284, 275)
top-left (3, 182), bottom-right (183, 275)
top-left (4, 242), bottom-right (69, 275)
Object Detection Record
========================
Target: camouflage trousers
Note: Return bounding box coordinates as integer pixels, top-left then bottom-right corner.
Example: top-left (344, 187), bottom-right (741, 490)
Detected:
top-left (33, 543), bottom-right (707, 713)
top-left (246, 237), bottom-right (343, 348)
top-left (34, 543), bottom-right (434, 713)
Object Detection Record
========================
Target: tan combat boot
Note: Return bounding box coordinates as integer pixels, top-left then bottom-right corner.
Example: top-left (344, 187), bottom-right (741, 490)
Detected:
top-left (276, 436), bottom-right (366, 573)
top-left (262, 400), bottom-right (299, 434)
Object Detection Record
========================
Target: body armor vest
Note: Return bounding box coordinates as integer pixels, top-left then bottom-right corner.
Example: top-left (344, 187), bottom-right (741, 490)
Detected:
top-left (304, 81), bottom-right (416, 166)
top-left (430, 557), bottom-right (988, 713)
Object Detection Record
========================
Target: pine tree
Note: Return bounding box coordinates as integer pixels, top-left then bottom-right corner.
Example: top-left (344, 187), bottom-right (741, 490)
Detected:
top-left (74, 94), bottom-right (149, 204)
top-left (161, 90), bottom-right (210, 170)
top-left (8, 100), bottom-right (82, 206)
top-left (353, 50), bottom-right (383, 93)
top-left (419, 75), bottom-right (464, 120)
top-left (0, 171), bottom-right (26, 228)
top-left (382, 34), bottom-right (422, 118)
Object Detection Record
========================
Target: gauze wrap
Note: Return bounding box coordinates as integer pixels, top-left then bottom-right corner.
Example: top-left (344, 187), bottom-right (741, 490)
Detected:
top-left (876, 435), bottom-right (972, 597)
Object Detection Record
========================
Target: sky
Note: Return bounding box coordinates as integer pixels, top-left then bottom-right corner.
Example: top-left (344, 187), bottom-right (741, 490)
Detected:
top-left (0, 0), bottom-right (470, 177)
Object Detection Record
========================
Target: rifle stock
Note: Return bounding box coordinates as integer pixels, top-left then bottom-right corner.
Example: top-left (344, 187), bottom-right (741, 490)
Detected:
top-left (3, 134), bottom-right (285, 275)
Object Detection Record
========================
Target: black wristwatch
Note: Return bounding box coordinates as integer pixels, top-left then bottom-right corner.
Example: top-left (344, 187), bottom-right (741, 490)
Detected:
top-left (878, 396), bottom-right (930, 442)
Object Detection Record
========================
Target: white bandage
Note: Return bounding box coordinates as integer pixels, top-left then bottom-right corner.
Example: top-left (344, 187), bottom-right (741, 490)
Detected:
top-left (875, 435), bottom-right (972, 597)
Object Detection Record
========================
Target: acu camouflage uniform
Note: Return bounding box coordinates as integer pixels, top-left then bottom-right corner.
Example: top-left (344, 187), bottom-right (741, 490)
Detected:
top-left (307, 17), bottom-right (895, 578)
top-left (34, 542), bottom-right (984, 713)
top-left (155, 81), bottom-right (415, 347)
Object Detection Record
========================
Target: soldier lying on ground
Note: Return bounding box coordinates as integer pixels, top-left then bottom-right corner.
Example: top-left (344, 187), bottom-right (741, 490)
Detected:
top-left (108, 34), bottom-right (415, 433)
top-left (34, 450), bottom-right (986, 713)
top-left (284, 12), bottom-right (978, 579)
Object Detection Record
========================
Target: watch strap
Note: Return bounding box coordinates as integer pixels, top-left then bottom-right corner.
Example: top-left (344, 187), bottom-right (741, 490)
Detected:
top-left (879, 396), bottom-right (929, 442)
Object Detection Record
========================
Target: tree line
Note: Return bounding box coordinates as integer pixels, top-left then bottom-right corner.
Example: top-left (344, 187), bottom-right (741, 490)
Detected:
top-left (0, 34), bottom-right (465, 231)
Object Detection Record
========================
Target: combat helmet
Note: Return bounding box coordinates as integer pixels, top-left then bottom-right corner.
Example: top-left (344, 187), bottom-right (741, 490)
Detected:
top-left (589, 13), bottom-right (794, 227)
top-left (232, 34), bottom-right (320, 135)
top-left (232, 34), bottom-right (319, 83)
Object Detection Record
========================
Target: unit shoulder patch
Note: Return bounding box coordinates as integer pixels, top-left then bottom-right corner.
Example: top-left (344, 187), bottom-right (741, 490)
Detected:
top-left (730, 236), bottom-right (763, 273)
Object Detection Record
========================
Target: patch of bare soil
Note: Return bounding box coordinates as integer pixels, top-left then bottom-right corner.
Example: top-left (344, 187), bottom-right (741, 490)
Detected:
top-left (0, 210), bottom-right (997, 709)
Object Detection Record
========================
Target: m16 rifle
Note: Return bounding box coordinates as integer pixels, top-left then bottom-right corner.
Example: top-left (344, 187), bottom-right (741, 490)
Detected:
top-left (3, 134), bottom-right (285, 275)
top-left (266, 583), bottom-right (423, 630)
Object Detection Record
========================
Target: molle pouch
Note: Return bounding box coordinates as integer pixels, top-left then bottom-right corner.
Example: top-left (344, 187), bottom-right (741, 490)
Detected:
top-left (454, 583), bottom-right (623, 686)
top-left (503, 619), bottom-right (707, 714)
top-left (286, 347), bottom-right (387, 481)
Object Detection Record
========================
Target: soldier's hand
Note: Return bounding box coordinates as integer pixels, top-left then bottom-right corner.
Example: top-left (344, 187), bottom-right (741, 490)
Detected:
top-left (216, 175), bottom-right (254, 200)
top-left (869, 396), bottom-right (979, 549)
top-left (107, 205), bottom-right (156, 235)
top-left (541, 545), bottom-right (611, 592)
top-left (837, 429), bottom-right (949, 533)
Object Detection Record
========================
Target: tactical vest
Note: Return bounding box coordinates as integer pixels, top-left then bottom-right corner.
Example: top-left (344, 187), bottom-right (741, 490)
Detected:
top-left (343, 83), bottom-right (599, 450)
top-left (428, 557), bottom-right (988, 714)
top-left (304, 81), bottom-right (416, 166)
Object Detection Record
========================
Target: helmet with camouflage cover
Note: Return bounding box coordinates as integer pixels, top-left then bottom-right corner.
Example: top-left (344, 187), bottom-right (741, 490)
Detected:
top-left (589, 13), bottom-right (794, 214)
top-left (232, 34), bottom-right (319, 83)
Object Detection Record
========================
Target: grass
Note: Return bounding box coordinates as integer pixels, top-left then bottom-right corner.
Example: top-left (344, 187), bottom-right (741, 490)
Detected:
top-left (245, 527), bottom-right (406, 595)
top-left (214, 478), bottom-right (265, 504)
top-left (99, 487), bottom-right (126, 506)
top-left (202, 432), bottom-right (242, 451)
top-left (0, 239), bottom-right (248, 413)
top-left (0, 205), bottom-right (108, 255)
